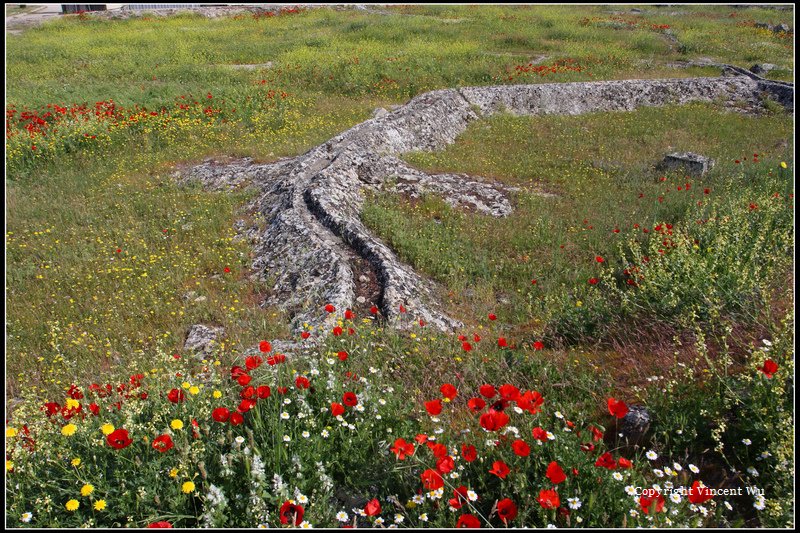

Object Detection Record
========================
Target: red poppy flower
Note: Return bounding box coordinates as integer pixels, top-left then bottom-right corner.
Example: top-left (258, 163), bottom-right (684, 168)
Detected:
top-left (532, 341), bottom-right (544, 350)
top-left (498, 384), bottom-right (520, 401)
top-left (639, 490), bottom-right (665, 514)
top-left (595, 452), bottom-right (617, 469)
top-left (240, 386), bottom-right (256, 400)
top-left (532, 427), bottom-right (548, 441)
top-left (479, 410), bottom-right (509, 432)
top-left (212, 407), bottom-right (230, 422)
top-left (370, 305), bottom-right (379, 315)
top-left (414, 434), bottom-right (428, 445)
top-left (461, 341), bottom-right (472, 352)
top-left (461, 444), bottom-right (477, 462)
top-left (267, 354), bottom-right (286, 366)
top-left (489, 460), bottom-right (510, 479)
top-left (257, 385), bottom-right (271, 399)
top-left (344, 309), bottom-right (354, 320)
top-left (152, 434), bottom-right (174, 453)
top-left (325, 304), bottom-right (335, 313)
top-left (295, 376), bottom-right (310, 389)
top-left (146, 522), bottom-right (173, 528)
top-left (223, 266), bottom-right (231, 273)
top-left (618, 457), bottom-right (632, 469)
top-left (363, 498), bottom-right (381, 516)
top-left (300, 331), bottom-right (311, 340)
top-left (337, 350), bottom-right (348, 361)
top-left (167, 389), bottom-right (185, 404)
top-left (436, 455), bottom-right (455, 474)
top-left (456, 514), bottom-right (481, 528)
top-left (759, 359), bottom-right (778, 378)
top-left (497, 337), bottom-right (508, 348)
top-left (258, 340), bottom-right (271, 353)
top-left (497, 498), bottom-right (518, 523)
top-left (511, 439), bottom-right (530, 457)
top-left (449, 485), bottom-right (469, 509)
top-left (588, 425), bottom-right (604, 442)
top-left (107, 428), bottom-right (133, 449)
top-left (237, 374), bottom-right (252, 387)
top-left (538, 489), bottom-right (560, 509)
top-left (546, 461), bottom-right (567, 484)
top-left (88, 403), bottom-right (100, 416)
top-left (688, 480), bottom-right (714, 504)
top-left (607, 397), bottom-right (629, 419)
top-left (230, 412), bottom-right (244, 425)
top-left (421, 469), bottom-right (444, 490)
top-left (425, 399), bottom-right (443, 416)
top-left (399, 304), bottom-right (406, 313)
top-left (588, 277), bottom-right (599, 285)
top-left (479, 384), bottom-right (496, 398)
top-left (440, 383), bottom-right (458, 400)
top-left (472, 333), bottom-right (481, 343)
top-left (238, 399), bottom-right (256, 413)
top-left (331, 402), bottom-right (345, 417)
top-left (279, 500), bottom-right (305, 525)
top-left (332, 326), bottom-right (343, 336)
top-left (467, 397), bottom-right (486, 412)
top-left (390, 438), bottom-right (415, 460)
top-left (427, 441), bottom-right (448, 458)
top-left (517, 390), bottom-right (544, 414)
top-left (595, 256), bottom-right (604, 263)
top-left (245, 355), bottom-right (263, 370)
top-left (488, 313), bottom-right (497, 321)
top-left (343, 392), bottom-right (358, 407)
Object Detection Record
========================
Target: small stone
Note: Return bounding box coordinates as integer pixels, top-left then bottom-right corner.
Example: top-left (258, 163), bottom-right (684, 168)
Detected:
top-left (773, 23), bottom-right (791, 34)
top-left (660, 152), bottom-right (715, 176)
top-left (358, 275), bottom-right (369, 283)
top-left (750, 63), bottom-right (778, 76)
top-left (184, 325), bottom-right (224, 354)
top-left (620, 405), bottom-right (651, 442)
top-left (356, 296), bottom-right (366, 304)
top-left (194, 296), bottom-right (207, 303)
top-left (372, 107), bottom-right (389, 119)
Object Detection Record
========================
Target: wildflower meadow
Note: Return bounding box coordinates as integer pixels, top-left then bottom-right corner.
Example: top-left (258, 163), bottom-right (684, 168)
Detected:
top-left (5, 4), bottom-right (795, 529)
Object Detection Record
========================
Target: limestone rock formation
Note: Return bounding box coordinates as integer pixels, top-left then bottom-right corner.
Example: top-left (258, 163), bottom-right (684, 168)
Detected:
top-left (175, 75), bottom-right (793, 338)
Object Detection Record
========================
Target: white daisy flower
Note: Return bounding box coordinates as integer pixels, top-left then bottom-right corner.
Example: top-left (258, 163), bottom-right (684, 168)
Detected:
top-left (21, 513), bottom-right (33, 523)
top-left (629, 510), bottom-right (639, 517)
top-left (567, 497), bottom-right (582, 510)
top-left (283, 435), bottom-right (291, 442)
top-left (612, 472), bottom-right (623, 481)
top-left (625, 486), bottom-right (637, 496)
top-left (321, 429), bottom-right (329, 438)
top-left (467, 490), bottom-right (478, 502)
top-left (283, 398), bottom-right (292, 405)
top-left (302, 431), bottom-right (310, 439)
top-left (336, 511), bottom-right (349, 522)
top-left (419, 513), bottom-right (428, 522)
top-left (378, 399), bottom-right (386, 406)
top-left (297, 494), bottom-right (309, 504)
top-left (670, 493), bottom-right (682, 504)
top-left (747, 467), bottom-right (759, 477)
top-left (672, 462), bottom-right (682, 471)
top-left (299, 521), bottom-right (312, 528)
top-left (235, 436), bottom-right (245, 444)
top-left (412, 495), bottom-right (425, 505)
top-left (394, 514), bottom-right (404, 523)
top-left (724, 501), bottom-right (733, 511)
top-left (653, 469), bottom-right (664, 478)
top-left (754, 497), bottom-right (766, 511)
top-left (646, 450), bottom-right (658, 461)
top-left (546, 431), bottom-right (556, 440)
top-left (374, 517), bottom-right (385, 526)
top-left (689, 464), bottom-right (700, 474)
top-left (280, 412), bottom-right (290, 420)
top-left (742, 439), bottom-right (752, 446)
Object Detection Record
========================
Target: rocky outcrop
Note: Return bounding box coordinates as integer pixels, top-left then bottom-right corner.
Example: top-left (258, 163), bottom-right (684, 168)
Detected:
top-left (175, 75), bottom-right (793, 337)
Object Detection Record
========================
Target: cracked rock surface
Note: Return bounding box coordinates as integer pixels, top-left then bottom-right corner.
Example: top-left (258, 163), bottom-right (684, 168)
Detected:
top-left (174, 75), bottom-right (793, 337)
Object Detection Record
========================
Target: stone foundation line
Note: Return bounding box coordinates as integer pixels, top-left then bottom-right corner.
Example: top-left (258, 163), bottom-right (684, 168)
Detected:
top-left (175, 74), bottom-right (793, 341)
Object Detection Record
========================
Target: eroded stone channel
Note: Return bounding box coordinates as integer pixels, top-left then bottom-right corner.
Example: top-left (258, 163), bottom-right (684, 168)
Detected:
top-left (174, 74), bottom-right (792, 338)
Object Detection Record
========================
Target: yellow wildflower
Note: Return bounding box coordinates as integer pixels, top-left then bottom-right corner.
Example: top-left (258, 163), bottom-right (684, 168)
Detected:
top-left (100, 424), bottom-right (115, 436)
top-left (7, 460), bottom-right (14, 471)
top-left (6, 427), bottom-right (18, 438)
top-left (61, 424), bottom-right (78, 437)
top-left (65, 398), bottom-right (80, 410)
top-left (65, 499), bottom-right (80, 512)
top-left (182, 481), bottom-right (195, 494)
top-left (80, 484), bottom-right (94, 497)
top-left (212, 390), bottom-right (222, 399)
top-left (169, 468), bottom-right (179, 478)
top-left (71, 458), bottom-right (81, 467)
top-left (780, 161), bottom-right (787, 169)
top-left (188, 386), bottom-right (200, 395)
top-left (94, 500), bottom-right (107, 511)
top-left (181, 382), bottom-right (191, 389)
top-left (171, 420), bottom-right (184, 430)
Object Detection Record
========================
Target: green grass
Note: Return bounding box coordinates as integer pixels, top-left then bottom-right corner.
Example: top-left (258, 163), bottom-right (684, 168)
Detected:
top-left (364, 103), bottom-right (793, 330)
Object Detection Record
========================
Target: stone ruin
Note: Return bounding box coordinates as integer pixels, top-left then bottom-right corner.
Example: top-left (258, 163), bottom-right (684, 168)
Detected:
top-left (174, 73), bottom-right (793, 339)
